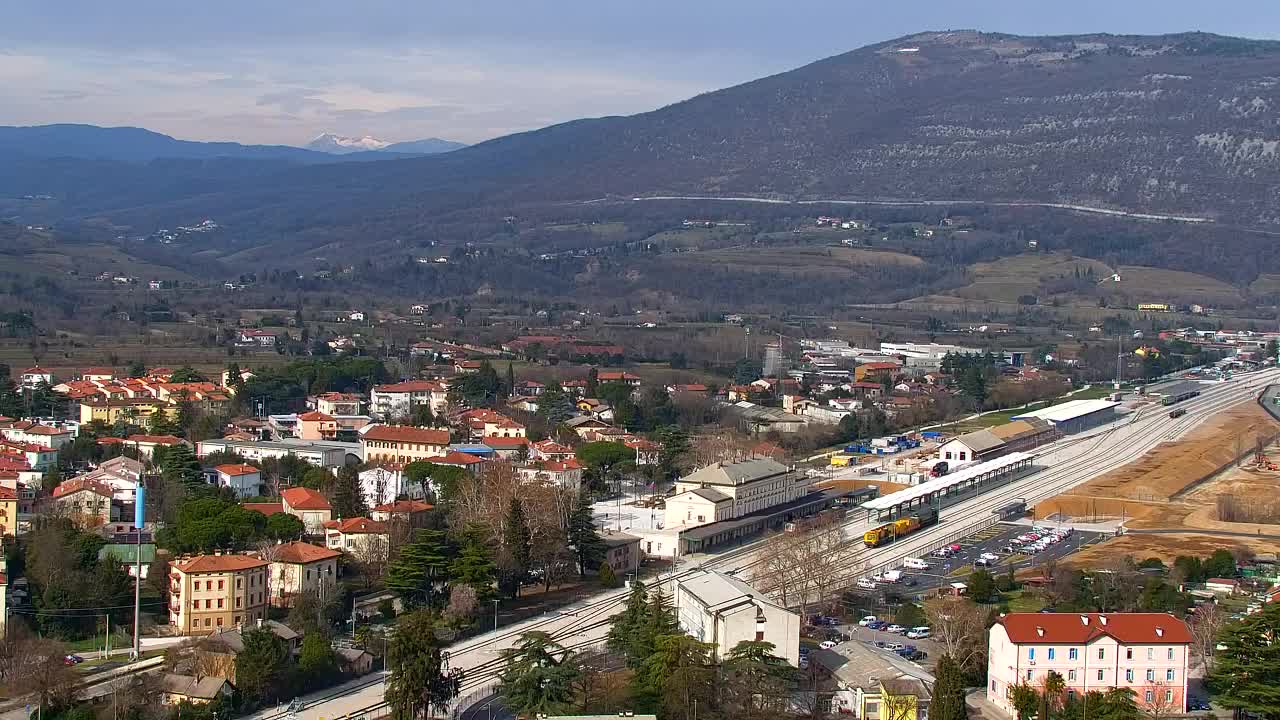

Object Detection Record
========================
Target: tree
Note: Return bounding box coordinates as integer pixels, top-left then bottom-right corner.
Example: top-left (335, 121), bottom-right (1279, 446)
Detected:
top-left (498, 632), bottom-right (581, 716)
top-left (159, 442), bottom-right (207, 498)
top-left (385, 610), bottom-right (463, 720)
top-left (607, 579), bottom-right (650, 667)
top-left (386, 529), bottom-right (453, 607)
top-left (126, 360), bottom-right (147, 378)
top-left (169, 366), bottom-right (205, 383)
top-left (719, 640), bottom-right (792, 719)
top-left (331, 464), bottom-right (368, 518)
top-left (1268, 338), bottom-right (1279, 360)
top-left (968, 568), bottom-right (996, 602)
top-left (506, 363), bottom-right (516, 396)
top-left (567, 492), bottom-right (605, 576)
top-left (265, 512), bottom-right (304, 541)
top-left (1188, 602), bottom-right (1227, 672)
top-left (442, 585), bottom-right (479, 627)
top-left (1098, 687), bottom-right (1141, 720)
top-left (732, 358), bottom-right (762, 385)
top-left (297, 632), bottom-right (339, 690)
top-left (411, 404), bottom-right (436, 428)
top-left (1172, 555), bottom-right (1204, 584)
top-left (924, 597), bottom-right (990, 675)
top-left (1203, 548), bottom-right (1237, 580)
top-left (654, 425), bottom-right (691, 480)
top-left (1008, 683), bottom-right (1040, 720)
top-left (235, 627), bottom-right (292, 707)
top-left (931, 654), bottom-right (967, 720)
top-left (1209, 602), bottom-right (1280, 717)
top-left (449, 527), bottom-right (497, 603)
top-left (635, 634), bottom-right (717, 720)
top-left (575, 441), bottom-right (635, 493)
top-left (959, 365), bottom-right (989, 407)
top-left (597, 562), bottom-right (620, 588)
top-left (894, 602), bottom-right (926, 629)
top-left (586, 367), bottom-right (599, 396)
top-left (535, 385), bottom-right (574, 424)
top-left (1039, 670), bottom-right (1066, 720)
top-left (499, 498), bottom-right (532, 598)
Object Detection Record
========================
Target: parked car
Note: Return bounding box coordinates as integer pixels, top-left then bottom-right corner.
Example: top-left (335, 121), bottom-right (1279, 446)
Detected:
top-left (868, 621), bottom-right (888, 630)
top-left (63, 655), bottom-right (84, 666)
top-left (980, 552), bottom-right (999, 562)
top-left (886, 624), bottom-right (905, 634)
top-left (856, 578), bottom-right (878, 590)
top-left (885, 642), bottom-right (905, 651)
top-left (873, 641), bottom-right (887, 648)
top-left (974, 558), bottom-right (992, 567)
top-left (858, 616), bottom-right (878, 626)
top-left (819, 640), bottom-right (837, 650)
top-left (906, 627), bottom-right (931, 639)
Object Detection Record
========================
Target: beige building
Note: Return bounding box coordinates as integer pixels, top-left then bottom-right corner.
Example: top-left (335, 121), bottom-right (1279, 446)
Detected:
top-left (324, 517), bottom-right (390, 559)
top-left (281, 486), bottom-right (333, 535)
top-left (50, 477), bottom-right (115, 528)
top-left (665, 458), bottom-right (813, 529)
top-left (169, 554), bottom-right (269, 635)
top-left (600, 531), bottom-right (642, 576)
top-left (268, 541), bottom-right (341, 607)
top-left (360, 425), bottom-right (449, 464)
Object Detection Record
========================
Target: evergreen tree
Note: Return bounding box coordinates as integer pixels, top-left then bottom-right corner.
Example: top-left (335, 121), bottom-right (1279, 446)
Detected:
top-left (497, 632), bottom-right (581, 716)
top-left (635, 634), bottom-right (716, 720)
top-left (386, 529), bottom-right (453, 607)
top-left (534, 386), bottom-right (574, 424)
top-left (606, 579), bottom-right (650, 665)
top-left (331, 464), bottom-right (368, 518)
top-left (297, 632), bottom-right (339, 690)
top-left (126, 360), bottom-right (146, 378)
top-left (720, 640), bottom-right (792, 719)
top-left (159, 443), bottom-right (207, 498)
top-left (1209, 602), bottom-right (1280, 716)
top-left (506, 363), bottom-right (516, 396)
top-left (629, 588), bottom-right (679, 665)
top-left (411, 404), bottom-right (436, 427)
top-left (586, 367), bottom-right (599, 397)
top-left (500, 498), bottom-right (532, 598)
top-left (385, 610), bottom-right (463, 720)
top-left (931, 655), bottom-right (967, 720)
top-left (235, 627), bottom-right (293, 707)
top-left (0, 376), bottom-right (22, 418)
top-left (567, 492), bottom-right (606, 577)
top-left (449, 527), bottom-right (498, 603)
top-left (597, 562), bottom-right (620, 588)
top-left (654, 425), bottom-right (690, 480)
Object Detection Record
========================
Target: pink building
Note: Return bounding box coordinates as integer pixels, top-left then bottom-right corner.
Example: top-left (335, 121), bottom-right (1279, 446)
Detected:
top-left (987, 613), bottom-right (1191, 715)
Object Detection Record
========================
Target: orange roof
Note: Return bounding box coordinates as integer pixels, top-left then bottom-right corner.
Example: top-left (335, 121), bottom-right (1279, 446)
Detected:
top-left (273, 541), bottom-right (341, 564)
top-left (97, 437), bottom-right (126, 445)
top-left (282, 486), bottom-right (331, 511)
top-left (361, 425), bottom-right (450, 445)
top-left (532, 440), bottom-right (573, 454)
top-left (16, 425), bottom-right (66, 436)
top-left (483, 436), bottom-right (529, 449)
top-left (859, 362), bottom-right (900, 370)
top-left (172, 554), bottom-right (269, 574)
top-left (242, 502), bottom-right (285, 516)
top-left (372, 499), bottom-right (434, 514)
top-left (598, 371), bottom-right (640, 381)
top-left (538, 459), bottom-right (584, 472)
top-left (51, 477), bottom-right (112, 499)
top-left (298, 411), bottom-right (335, 422)
top-left (997, 613), bottom-right (1192, 645)
top-left (436, 451), bottom-right (486, 466)
top-left (325, 517), bottom-right (388, 535)
top-left (374, 380), bottom-right (446, 393)
top-left (0, 485), bottom-right (18, 500)
top-left (215, 464), bottom-right (260, 477)
top-left (126, 434), bottom-right (183, 445)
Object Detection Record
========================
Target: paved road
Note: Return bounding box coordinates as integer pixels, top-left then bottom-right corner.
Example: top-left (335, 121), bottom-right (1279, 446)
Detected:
top-left (272, 370), bottom-right (1280, 720)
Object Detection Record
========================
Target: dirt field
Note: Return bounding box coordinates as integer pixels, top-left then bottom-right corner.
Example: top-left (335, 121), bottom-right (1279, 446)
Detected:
top-left (1036, 398), bottom-right (1280, 566)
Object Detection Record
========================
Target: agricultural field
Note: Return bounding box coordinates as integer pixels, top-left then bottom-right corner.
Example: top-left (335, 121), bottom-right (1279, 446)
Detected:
top-left (666, 245), bottom-right (924, 277)
top-left (951, 253), bottom-right (1115, 305)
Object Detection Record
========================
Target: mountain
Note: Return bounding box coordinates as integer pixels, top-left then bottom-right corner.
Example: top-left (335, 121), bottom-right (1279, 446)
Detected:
top-left (0, 123), bottom-right (335, 163)
top-left (304, 133), bottom-right (393, 154)
top-left (382, 138), bottom-right (468, 154)
top-left (305, 133), bottom-right (466, 155)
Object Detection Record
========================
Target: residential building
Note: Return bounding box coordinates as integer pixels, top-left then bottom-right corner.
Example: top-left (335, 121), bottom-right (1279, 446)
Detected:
top-left (194, 620), bottom-right (300, 682)
top-left (430, 450), bottom-right (488, 474)
top-left (18, 365), bottom-right (53, 389)
top-left (853, 361), bottom-right (900, 383)
top-left (0, 420), bottom-right (74, 449)
top-left (600, 531), bottom-right (641, 576)
top-left (530, 440), bottom-right (575, 461)
top-left (516, 459), bottom-right (585, 490)
top-left (674, 570), bottom-right (801, 667)
top-left (235, 329), bottom-right (278, 347)
top-left (215, 464), bottom-right (264, 499)
top-left (297, 411), bottom-right (371, 441)
top-left (78, 397), bottom-right (175, 426)
top-left (0, 440), bottom-right (57, 471)
top-left (597, 371), bottom-right (641, 387)
top-left (564, 415), bottom-right (611, 439)
top-left (370, 499), bottom-right (434, 527)
top-left (370, 380), bottom-right (449, 419)
top-left (0, 485), bottom-right (18, 536)
top-left (168, 553), bottom-right (270, 634)
top-left (986, 612), bottom-right (1191, 715)
top-left (811, 641), bottom-right (935, 717)
top-left (158, 675), bottom-right (235, 706)
top-left (482, 435), bottom-right (529, 459)
top-left (126, 434), bottom-right (186, 459)
top-left (666, 458), bottom-right (813, 528)
top-left (360, 425), bottom-right (450, 464)
top-left (267, 541), bottom-right (341, 607)
top-left (358, 464), bottom-right (420, 508)
top-left (196, 438), bottom-right (360, 469)
top-left (281, 487), bottom-right (333, 534)
top-left (50, 478), bottom-right (114, 527)
top-left (324, 517), bottom-right (390, 559)
top-left (309, 392), bottom-right (366, 416)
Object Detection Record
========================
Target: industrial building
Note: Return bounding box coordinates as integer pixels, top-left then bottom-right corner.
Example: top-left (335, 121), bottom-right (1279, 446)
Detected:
top-left (196, 438), bottom-right (362, 469)
top-left (1146, 381), bottom-right (1204, 406)
top-left (937, 418), bottom-right (1056, 464)
top-left (1011, 398), bottom-right (1120, 434)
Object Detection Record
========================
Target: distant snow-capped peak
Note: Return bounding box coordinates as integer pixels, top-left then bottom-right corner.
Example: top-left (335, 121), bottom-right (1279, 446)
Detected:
top-left (306, 133), bottom-right (392, 154)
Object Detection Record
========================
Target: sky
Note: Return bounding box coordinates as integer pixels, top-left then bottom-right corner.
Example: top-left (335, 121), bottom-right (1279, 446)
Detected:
top-left (3, 1), bottom-right (1280, 147)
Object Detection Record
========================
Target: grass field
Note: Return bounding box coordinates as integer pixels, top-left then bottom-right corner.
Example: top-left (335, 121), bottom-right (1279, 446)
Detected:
top-left (668, 245), bottom-right (923, 276)
top-left (1002, 589), bottom-right (1046, 613)
top-left (952, 253), bottom-right (1115, 304)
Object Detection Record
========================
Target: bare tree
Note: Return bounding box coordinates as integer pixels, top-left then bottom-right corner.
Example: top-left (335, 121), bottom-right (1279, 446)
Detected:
top-left (443, 585), bottom-right (478, 626)
top-left (352, 535), bottom-right (390, 588)
top-left (923, 597), bottom-right (991, 673)
top-left (1139, 681), bottom-right (1179, 719)
top-left (1188, 603), bottom-right (1227, 672)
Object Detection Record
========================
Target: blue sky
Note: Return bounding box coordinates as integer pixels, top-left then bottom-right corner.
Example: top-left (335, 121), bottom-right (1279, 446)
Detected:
top-left (3, 1), bottom-right (1278, 146)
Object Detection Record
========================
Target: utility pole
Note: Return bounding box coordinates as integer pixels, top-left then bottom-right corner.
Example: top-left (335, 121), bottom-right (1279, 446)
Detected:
top-left (131, 485), bottom-right (145, 661)
top-left (1115, 335), bottom-right (1123, 390)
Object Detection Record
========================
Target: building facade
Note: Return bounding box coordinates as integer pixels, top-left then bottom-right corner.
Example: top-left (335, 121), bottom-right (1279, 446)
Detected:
top-left (370, 381), bottom-right (449, 420)
top-left (267, 541), bottom-right (341, 607)
top-left (987, 613), bottom-right (1191, 715)
top-left (668, 458), bottom-right (813, 526)
top-left (360, 425), bottom-right (450, 464)
top-left (168, 554), bottom-right (269, 634)
top-left (674, 570), bottom-right (801, 667)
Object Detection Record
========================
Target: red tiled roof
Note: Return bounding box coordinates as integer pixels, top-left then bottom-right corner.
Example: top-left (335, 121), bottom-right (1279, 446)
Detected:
top-left (127, 434), bottom-right (183, 445)
top-left (97, 437), bottom-right (126, 445)
top-left (435, 451), bottom-right (486, 466)
top-left (298, 411), bottom-right (335, 422)
top-left (532, 440), bottom-right (573, 454)
top-left (215, 464), bottom-right (260, 477)
top-left (361, 425), bottom-right (450, 445)
top-left (172, 554), bottom-right (269, 573)
top-left (272, 541), bottom-right (341, 564)
top-left (0, 485), bottom-right (18, 500)
top-left (537, 459), bottom-right (583, 472)
top-left (997, 613), bottom-right (1192, 645)
top-left (51, 477), bottom-right (112, 499)
top-left (242, 502), bottom-right (285, 516)
top-left (482, 436), bottom-right (529, 449)
top-left (598, 371), bottom-right (640, 381)
top-left (372, 499), bottom-right (433, 514)
top-left (324, 517), bottom-right (388, 535)
top-left (15, 425), bottom-right (66, 436)
top-left (282, 486), bottom-right (331, 511)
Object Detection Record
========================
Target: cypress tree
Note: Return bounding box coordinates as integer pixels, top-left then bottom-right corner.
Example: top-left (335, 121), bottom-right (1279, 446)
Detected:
top-left (930, 654), bottom-right (968, 720)
top-left (567, 493), bottom-right (605, 577)
top-left (501, 498), bottom-right (532, 597)
top-left (385, 529), bottom-right (453, 607)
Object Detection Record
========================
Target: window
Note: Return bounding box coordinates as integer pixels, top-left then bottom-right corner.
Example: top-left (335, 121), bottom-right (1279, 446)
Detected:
top-left (1068, 648), bottom-right (1078, 660)
top-left (236, 578), bottom-right (242, 589)
top-left (1098, 648), bottom-right (1105, 660)
top-left (1097, 669), bottom-right (1104, 681)
top-left (234, 616), bottom-right (241, 624)
top-left (217, 599), bottom-right (223, 609)
top-left (1166, 669), bottom-right (1175, 682)
top-left (1146, 669), bottom-right (1155, 682)
top-left (1126, 648), bottom-right (1134, 660)
top-left (1165, 690), bottom-right (1173, 703)
top-left (1144, 690), bottom-right (1154, 703)
top-left (191, 600), bottom-right (199, 610)
top-left (990, 681), bottom-right (996, 692)
top-left (1067, 670), bottom-right (1076, 682)
top-left (204, 599), bottom-right (211, 609)
top-left (1048, 648), bottom-right (1056, 660)
top-left (217, 580), bottom-right (224, 590)
top-left (216, 617), bottom-right (223, 627)
top-left (1125, 669), bottom-right (1134, 682)
top-left (1167, 647), bottom-right (1175, 661)
top-left (204, 618), bottom-right (211, 627)
top-left (236, 598), bottom-right (241, 608)
top-left (1028, 648), bottom-right (1035, 660)
top-left (1147, 648), bottom-right (1154, 661)
top-left (1025, 669), bottom-right (1033, 681)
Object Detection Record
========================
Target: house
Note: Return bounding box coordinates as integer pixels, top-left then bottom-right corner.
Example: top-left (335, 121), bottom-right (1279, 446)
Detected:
top-left (50, 478), bottom-right (114, 527)
top-left (360, 425), bottom-right (450, 464)
top-left (516, 459), bottom-right (585, 490)
top-left (324, 517), bottom-right (390, 558)
top-left (297, 411), bottom-right (371, 442)
top-left (597, 371), bottom-right (641, 387)
top-left (158, 674), bottom-right (234, 706)
top-left (482, 435), bottom-right (529, 459)
top-left (78, 397), bottom-right (175, 426)
top-left (564, 415), bottom-right (611, 440)
top-left (623, 438), bottom-right (661, 465)
top-left (0, 420), bottom-right (75, 449)
top-left (810, 640), bottom-right (935, 717)
top-left (673, 570), bottom-right (801, 667)
top-left (309, 392), bottom-right (365, 416)
top-left (168, 553), bottom-right (270, 634)
top-left (938, 419), bottom-right (1056, 464)
top-left (1, 439), bottom-right (57, 471)
top-left (600, 531), bottom-right (642, 576)
top-left (430, 450), bottom-right (488, 474)
top-left (530, 440), bottom-right (575, 461)
top-left (194, 620), bottom-right (300, 681)
top-left (215, 464), bottom-right (263, 499)
top-left (370, 499), bottom-right (434, 527)
top-left (514, 380), bottom-right (546, 396)
top-left (667, 383), bottom-right (710, 395)
top-left (854, 362), bottom-right (899, 383)
top-left (81, 367), bottom-right (117, 382)
top-left (267, 541), bottom-right (341, 607)
top-left (336, 647), bottom-right (375, 676)
top-left (454, 360), bottom-right (483, 374)
top-left (18, 365), bottom-right (53, 389)
top-left (281, 487), bottom-right (333, 535)
top-left (0, 485), bottom-right (18, 536)
top-left (197, 438), bottom-right (359, 470)
top-left (235, 329), bottom-right (278, 347)
top-left (987, 612), bottom-right (1192, 715)
top-left (1204, 578), bottom-right (1239, 595)
top-left (368, 377), bottom-right (449, 419)
top-left (125, 434), bottom-right (185, 459)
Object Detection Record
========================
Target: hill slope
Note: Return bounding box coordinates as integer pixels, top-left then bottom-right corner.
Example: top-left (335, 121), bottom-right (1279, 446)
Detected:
top-left (0, 124), bottom-right (339, 163)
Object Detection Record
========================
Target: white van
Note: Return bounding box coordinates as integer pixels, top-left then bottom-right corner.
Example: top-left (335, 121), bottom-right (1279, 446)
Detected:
top-left (903, 558), bottom-right (930, 570)
top-left (906, 626), bottom-right (931, 639)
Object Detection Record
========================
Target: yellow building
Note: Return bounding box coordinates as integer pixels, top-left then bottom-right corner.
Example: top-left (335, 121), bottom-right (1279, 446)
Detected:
top-left (862, 678), bottom-right (932, 720)
top-left (169, 553), bottom-right (269, 635)
top-left (1137, 303), bottom-right (1171, 312)
top-left (79, 397), bottom-right (176, 425)
top-left (0, 486), bottom-right (16, 537)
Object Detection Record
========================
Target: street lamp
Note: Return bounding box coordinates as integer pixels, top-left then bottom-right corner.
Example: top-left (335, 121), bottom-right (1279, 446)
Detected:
top-left (492, 599), bottom-right (500, 632)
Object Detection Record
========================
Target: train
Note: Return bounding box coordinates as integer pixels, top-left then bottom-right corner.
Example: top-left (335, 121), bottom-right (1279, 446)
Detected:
top-left (863, 507), bottom-right (939, 548)
top-left (1168, 408), bottom-right (1188, 419)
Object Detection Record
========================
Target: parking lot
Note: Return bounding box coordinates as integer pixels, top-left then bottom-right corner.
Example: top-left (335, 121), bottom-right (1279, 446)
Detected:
top-left (846, 521), bottom-right (1111, 600)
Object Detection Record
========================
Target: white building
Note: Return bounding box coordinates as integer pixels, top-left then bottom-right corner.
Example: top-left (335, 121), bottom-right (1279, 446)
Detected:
top-left (674, 570), bottom-right (801, 667)
top-left (358, 465), bottom-right (427, 507)
top-left (665, 458), bottom-right (812, 528)
top-left (215, 464), bottom-right (263, 498)
top-left (370, 380), bottom-right (449, 420)
top-left (880, 342), bottom-right (983, 370)
top-left (196, 438), bottom-right (360, 469)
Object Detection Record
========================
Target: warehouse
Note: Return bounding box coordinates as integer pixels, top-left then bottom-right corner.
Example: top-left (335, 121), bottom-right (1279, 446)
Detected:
top-left (1146, 381), bottom-right (1204, 406)
top-left (937, 418), bottom-right (1056, 464)
top-left (1011, 398), bottom-right (1120, 434)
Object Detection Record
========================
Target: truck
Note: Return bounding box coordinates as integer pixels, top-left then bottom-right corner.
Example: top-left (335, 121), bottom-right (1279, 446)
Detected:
top-left (863, 507), bottom-right (940, 548)
top-left (878, 570), bottom-right (903, 583)
top-left (902, 558), bottom-right (930, 570)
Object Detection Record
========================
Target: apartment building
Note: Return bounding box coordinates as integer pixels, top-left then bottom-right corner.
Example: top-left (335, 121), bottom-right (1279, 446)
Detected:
top-left (370, 380), bottom-right (449, 420)
top-left (267, 541), bottom-right (341, 607)
top-left (987, 613), bottom-right (1191, 715)
top-left (168, 553), bottom-right (270, 635)
top-left (360, 425), bottom-right (449, 464)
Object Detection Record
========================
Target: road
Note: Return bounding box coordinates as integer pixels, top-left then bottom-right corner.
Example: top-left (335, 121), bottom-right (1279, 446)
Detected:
top-left (271, 371), bottom-right (1278, 720)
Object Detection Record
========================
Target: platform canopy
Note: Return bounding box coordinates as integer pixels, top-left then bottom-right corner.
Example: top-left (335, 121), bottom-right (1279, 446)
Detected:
top-left (860, 452), bottom-right (1033, 511)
